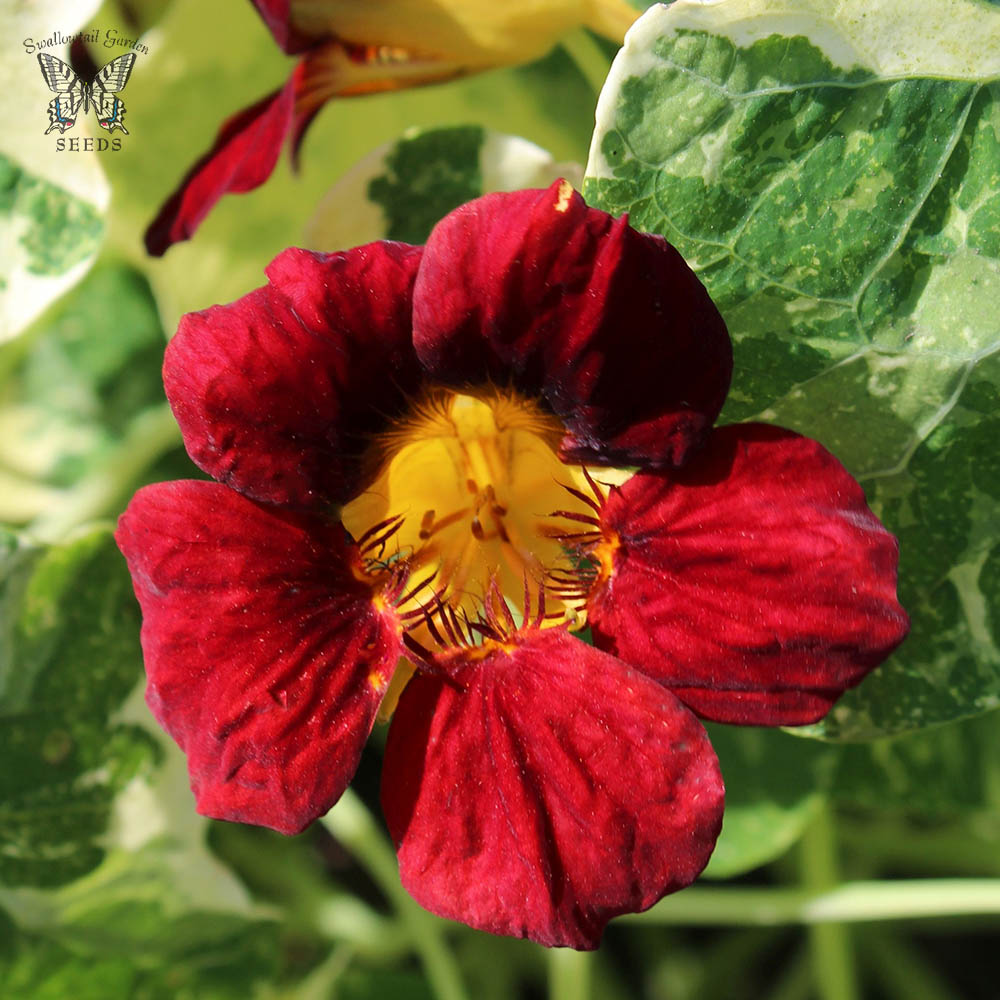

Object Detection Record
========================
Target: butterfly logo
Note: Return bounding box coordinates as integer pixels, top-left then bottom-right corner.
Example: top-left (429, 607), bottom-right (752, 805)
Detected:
top-left (37, 52), bottom-right (136, 135)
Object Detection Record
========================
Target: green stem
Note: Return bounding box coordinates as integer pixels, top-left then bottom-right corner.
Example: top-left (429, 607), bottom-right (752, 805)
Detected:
top-left (617, 880), bottom-right (1000, 925)
top-left (548, 947), bottom-right (593, 1000)
top-left (561, 28), bottom-right (615, 98)
top-left (798, 805), bottom-right (858, 1000)
top-left (839, 821), bottom-right (1000, 877)
top-left (321, 790), bottom-right (469, 1000)
top-left (291, 944), bottom-right (356, 1000)
top-left (28, 402), bottom-right (181, 541)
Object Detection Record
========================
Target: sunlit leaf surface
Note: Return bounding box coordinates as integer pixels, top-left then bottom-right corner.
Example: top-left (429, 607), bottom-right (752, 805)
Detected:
top-left (585, 0), bottom-right (1000, 738)
top-left (0, 1), bottom-right (108, 341)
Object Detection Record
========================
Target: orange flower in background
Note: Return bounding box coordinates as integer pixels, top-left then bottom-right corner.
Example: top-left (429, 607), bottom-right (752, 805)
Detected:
top-left (144, 0), bottom-right (638, 255)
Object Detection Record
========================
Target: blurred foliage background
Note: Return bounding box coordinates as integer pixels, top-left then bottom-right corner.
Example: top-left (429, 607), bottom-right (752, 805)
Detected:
top-left (1, 1), bottom-right (999, 998)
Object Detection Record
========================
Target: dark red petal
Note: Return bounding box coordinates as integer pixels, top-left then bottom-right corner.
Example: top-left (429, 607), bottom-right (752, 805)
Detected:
top-left (144, 64), bottom-right (302, 257)
top-left (382, 629), bottom-right (723, 948)
top-left (588, 424), bottom-right (910, 726)
top-left (249, 0), bottom-right (316, 54)
top-left (164, 241), bottom-right (423, 508)
top-left (116, 480), bottom-right (401, 834)
top-left (412, 181), bottom-right (732, 468)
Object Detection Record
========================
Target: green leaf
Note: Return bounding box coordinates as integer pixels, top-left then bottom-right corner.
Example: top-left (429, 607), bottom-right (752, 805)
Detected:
top-left (814, 351), bottom-right (1000, 738)
top-left (0, 2), bottom-right (108, 342)
top-left (0, 900), bottom-right (282, 1000)
top-left (305, 125), bottom-right (581, 250)
top-left (0, 528), bottom-right (159, 887)
top-left (337, 969), bottom-right (435, 1000)
top-left (828, 708), bottom-right (1000, 815)
top-left (701, 725), bottom-right (832, 878)
top-left (584, 0), bottom-right (1000, 738)
top-left (0, 261), bottom-right (183, 531)
top-left (0, 935), bottom-right (137, 1000)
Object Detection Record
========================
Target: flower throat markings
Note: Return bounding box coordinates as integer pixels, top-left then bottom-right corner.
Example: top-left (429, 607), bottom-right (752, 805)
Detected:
top-left (341, 389), bottom-right (625, 710)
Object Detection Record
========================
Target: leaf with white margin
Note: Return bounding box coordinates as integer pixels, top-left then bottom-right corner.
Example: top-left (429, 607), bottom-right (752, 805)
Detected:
top-left (0, 528), bottom-right (157, 888)
top-left (584, 0), bottom-right (1000, 739)
top-left (0, 833), bottom-right (279, 1000)
top-left (0, 1), bottom-right (109, 342)
top-left (305, 125), bottom-right (583, 250)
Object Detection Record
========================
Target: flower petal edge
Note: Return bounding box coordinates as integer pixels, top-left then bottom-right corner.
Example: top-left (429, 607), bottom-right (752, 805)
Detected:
top-left (116, 480), bottom-right (401, 834)
top-left (587, 423), bottom-right (910, 726)
top-left (382, 628), bottom-right (723, 948)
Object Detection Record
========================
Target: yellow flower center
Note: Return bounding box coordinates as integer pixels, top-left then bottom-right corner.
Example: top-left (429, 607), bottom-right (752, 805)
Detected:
top-left (342, 388), bottom-right (628, 713)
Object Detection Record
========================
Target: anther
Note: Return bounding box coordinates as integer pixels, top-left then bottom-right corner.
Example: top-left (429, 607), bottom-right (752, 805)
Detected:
top-left (490, 508), bottom-right (511, 543)
top-left (419, 509), bottom-right (436, 540)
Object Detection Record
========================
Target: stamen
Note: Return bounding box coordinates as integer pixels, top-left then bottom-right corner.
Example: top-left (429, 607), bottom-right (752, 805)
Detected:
top-left (418, 509), bottom-right (435, 539)
top-left (420, 507), bottom-right (470, 539)
top-left (490, 507), bottom-right (511, 543)
top-left (484, 484), bottom-right (507, 516)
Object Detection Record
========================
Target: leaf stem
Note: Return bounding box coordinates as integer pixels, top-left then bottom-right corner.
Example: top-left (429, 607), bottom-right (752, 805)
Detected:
top-left (798, 804), bottom-right (858, 1000)
top-left (618, 879), bottom-right (1000, 925)
top-left (321, 790), bottom-right (469, 1000)
top-left (548, 946), bottom-right (593, 1000)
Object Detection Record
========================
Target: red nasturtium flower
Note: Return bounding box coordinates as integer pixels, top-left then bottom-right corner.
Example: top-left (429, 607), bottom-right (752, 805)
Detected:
top-left (118, 182), bottom-right (908, 948)
top-left (145, 0), bottom-right (638, 255)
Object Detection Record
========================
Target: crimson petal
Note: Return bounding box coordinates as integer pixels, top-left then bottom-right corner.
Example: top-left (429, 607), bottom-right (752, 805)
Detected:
top-left (164, 241), bottom-right (423, 508)
top-left (382, 629), bottom-right (723, 948)
top-left (116, 481), bottom-right (401, 834)
top-left (249, 0), bottom-right (316, 54)
top-left (412, 181), bottom-right (732, 468)
top-left (145, 64), bottom-right (303, 256)
top-left (588, 424), bottom-right (909, 726)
